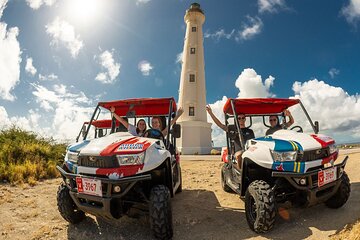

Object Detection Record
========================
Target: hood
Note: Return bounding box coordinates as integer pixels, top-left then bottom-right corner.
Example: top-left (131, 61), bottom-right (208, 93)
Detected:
top-left (69, 132), bottom-right (158, 156)
top-left (253, 130), bottom-right (335, 151)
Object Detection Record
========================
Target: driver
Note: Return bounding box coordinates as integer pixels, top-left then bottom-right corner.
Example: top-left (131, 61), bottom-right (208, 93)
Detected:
top-left (110, 106), bottom-right (147, 136)
top-left (144, 107), bottom-right (184, 139)
top-left (266, 109), bottom-right (294, 135)
top-left (206, 105), bottom-right (254, 169)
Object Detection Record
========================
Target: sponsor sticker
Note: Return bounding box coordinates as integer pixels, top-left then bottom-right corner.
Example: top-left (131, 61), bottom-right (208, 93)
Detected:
top-left (118, 143), bottom-right (144, 151)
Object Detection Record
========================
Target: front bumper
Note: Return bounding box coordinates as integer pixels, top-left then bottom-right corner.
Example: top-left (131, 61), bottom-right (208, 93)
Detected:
top-left (57, 165), bottom-right (151, 219)
top-left (271, 156), bottom-right (348, 206)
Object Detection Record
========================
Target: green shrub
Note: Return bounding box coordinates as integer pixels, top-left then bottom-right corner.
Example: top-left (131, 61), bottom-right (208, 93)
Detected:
top-left (0, 127), bottom-right (66, 184)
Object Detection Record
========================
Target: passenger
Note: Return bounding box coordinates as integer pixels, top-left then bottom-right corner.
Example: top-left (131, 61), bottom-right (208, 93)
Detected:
top-left (266, 109), bottom-right (294, 135)
top-left (206, 105), bottom-right (254, 169)
top-left (144, 107), bottom-right (184, 138)
top-left (110, 106), bottom-right (147, 136)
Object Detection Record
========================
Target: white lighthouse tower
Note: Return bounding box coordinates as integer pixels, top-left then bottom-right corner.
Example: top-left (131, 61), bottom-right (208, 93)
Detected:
top-left (177, 3), bottom-right (212, 155)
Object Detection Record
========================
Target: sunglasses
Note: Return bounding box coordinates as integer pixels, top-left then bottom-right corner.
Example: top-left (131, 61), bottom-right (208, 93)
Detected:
top-left (270, 119), bottom-right (277, 122)
top-left (238, 117), bottom-right (246, 120)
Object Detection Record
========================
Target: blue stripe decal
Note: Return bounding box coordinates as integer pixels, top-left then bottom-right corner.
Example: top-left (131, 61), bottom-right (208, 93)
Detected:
top-left (255, 137), bottom-right (303, 152)
top-left (272, 161), bottom-right (305, 173)
top-left (65, 160), bottom-right (77, 173)
top-left (68, 140), bottom-right (90, 152)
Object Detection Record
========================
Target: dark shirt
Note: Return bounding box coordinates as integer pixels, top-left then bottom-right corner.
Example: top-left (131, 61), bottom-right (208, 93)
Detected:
top-left (266, 125), bottom-right (283, 135)
top-left (233, 128), bottom-right (255, 152)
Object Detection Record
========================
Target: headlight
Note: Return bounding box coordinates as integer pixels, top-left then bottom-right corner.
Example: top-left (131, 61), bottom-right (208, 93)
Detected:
top-left (67, 151), bottom-right (79, 163)
top-left (117, 152), bottom-right (145, 165)
top-left (271, 150), bottom-right (297, 162)
top-left (329, 144), bottom-right (338, 154)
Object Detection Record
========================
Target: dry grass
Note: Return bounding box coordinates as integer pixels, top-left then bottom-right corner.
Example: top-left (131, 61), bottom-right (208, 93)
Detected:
top-left (0, 127), bottom-right (66, 185)
top-left (331, 220), bottom-right (360, 240)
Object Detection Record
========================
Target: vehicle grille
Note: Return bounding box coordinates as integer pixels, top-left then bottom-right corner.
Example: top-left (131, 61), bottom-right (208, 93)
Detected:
top-left (297, 147), bottom-right (330, 162)
top-left (78, 156), bottom-right (118, 168)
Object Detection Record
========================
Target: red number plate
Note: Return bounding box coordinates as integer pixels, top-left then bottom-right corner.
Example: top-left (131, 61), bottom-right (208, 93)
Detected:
top-left (318, 167), bottom-right (336, 187)
top-left (76, 177), bottom-right (102, 197)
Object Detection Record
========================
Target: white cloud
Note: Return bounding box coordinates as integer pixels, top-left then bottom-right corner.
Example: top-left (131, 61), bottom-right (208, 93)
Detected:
top-left (138, 60), bottom-right (153, 76)
top-left (341, 0), bottom-right (360, 24)
top-left (176, 52), bottom-right (183, 64)
top-left (235, 68), bottom-right (275, 98)
top-left (45, 17), bottom-right (83, 58)
top-left (258, 0), bottom-right (286, 13)
top-left (136, 0), bottom-right (150, 5)
top-left (30, 83), bottom-right (93, 140)
top-left (291, 79), bottom-right (360, 142)
top-left (208, 69), bottom-right (360, 146)
top-left (204, 29), bottom-right (235, 42)
top-left (0, 1), bottom-right (22, 101)
top-left (25, 57), bottom-right (37, 76)
top-left (39, 73), bottom-right (58, 81)
top-left (328, 68), bottom-right (340, 79)
top-left (95, 50), bottom-right (120, 84)
top-left (26, 0), bottom-right (57, 10)
top-left (0, 0), bottom-right (7, 18)
top-left (236, 16), bottom-right (263, 41)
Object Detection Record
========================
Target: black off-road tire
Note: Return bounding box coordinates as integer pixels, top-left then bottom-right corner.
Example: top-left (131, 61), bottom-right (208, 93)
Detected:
top-left (325, 172), bottom-right (351, 209)
top-left (221, 164), bottom-right (233, 193)
top-left (245, 180), bottom-right (276, 233)
top-left (149, 185), bottom-right (173, 240)
top-left (57, 183), bottom-right (85, 224)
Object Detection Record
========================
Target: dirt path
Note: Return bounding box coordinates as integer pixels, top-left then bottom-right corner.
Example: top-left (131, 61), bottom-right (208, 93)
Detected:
top-left (0, 152), bottom-right (359, 240)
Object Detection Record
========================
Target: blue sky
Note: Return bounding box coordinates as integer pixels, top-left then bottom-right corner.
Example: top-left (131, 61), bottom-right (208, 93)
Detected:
top-left (0, 0), bottom-right (359, 144)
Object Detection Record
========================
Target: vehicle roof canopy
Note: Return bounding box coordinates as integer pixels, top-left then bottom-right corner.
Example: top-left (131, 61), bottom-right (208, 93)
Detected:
top-left (223, 98), bottom-right (300, 115)
top-left (85, 119), bottom-right (120, 128)
top-left (98, 97), bottom-right (177, 117)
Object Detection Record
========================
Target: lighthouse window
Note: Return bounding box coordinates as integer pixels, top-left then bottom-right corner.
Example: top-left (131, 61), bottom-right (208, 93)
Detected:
top-left (189, 107), bottom-right (195, 116)
top-left (190, 48), bottom-right (196, 54)
top-left (189, 74), bottom-right (195, 82)
top-left (192, 26), bottom-right (197, 32)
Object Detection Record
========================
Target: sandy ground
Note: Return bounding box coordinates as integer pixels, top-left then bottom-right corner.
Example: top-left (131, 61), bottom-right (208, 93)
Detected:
top-left (0, 150), bottom-right (359, 240)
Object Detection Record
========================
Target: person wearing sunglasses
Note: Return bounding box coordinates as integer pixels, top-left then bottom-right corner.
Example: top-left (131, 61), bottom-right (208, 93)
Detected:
top-left (206, 105), bottom-right (254, 169)
top-left (266, 109), bottom-right (294, 135)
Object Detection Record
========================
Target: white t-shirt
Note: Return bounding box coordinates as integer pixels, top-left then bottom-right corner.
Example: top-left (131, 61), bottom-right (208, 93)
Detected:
top-left (128, 124), bottom-right (140, 136)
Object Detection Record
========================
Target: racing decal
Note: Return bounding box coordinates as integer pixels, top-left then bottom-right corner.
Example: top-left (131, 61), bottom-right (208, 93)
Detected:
top-left (255, 137), bottom-right (303, 152)
top-left (272, 161), bottom-right (304, 173)
top-left (276, 163), bottom-right (284, 171)
top-left (68, 140), bottom-right (90, 152)
top-left (116, 138), bottom-right (152, 154)
top-left (99, 137), bottom-right (137, 156)
top-left (95, 164), bottom-right (145, 178)
top-left (321, 151), bottom-right (338, 165)
top-left (311, 134), bottom-right (335, 148)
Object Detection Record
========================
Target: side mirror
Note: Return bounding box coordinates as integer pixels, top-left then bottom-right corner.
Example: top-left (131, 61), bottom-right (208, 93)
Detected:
top-left (172, 124), bottom-right (181, 138)
top-left (314, 121), bottom-right (319, 134)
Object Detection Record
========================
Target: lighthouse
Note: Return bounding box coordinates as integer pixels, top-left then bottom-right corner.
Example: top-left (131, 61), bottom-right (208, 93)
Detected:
top-left (177, 3), bottom-right (212, 155)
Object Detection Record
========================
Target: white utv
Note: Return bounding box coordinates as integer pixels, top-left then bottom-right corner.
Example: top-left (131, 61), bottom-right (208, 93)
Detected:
top-left (56, 97), bottom-right (182, 240)
top-left (220, 98), bottom-right (350, 233)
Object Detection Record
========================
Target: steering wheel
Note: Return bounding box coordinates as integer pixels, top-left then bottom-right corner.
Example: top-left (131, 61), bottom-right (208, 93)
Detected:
top-left (290, 126), bottom-right (303, 133)
top-left (144, 129), bottom-right (164, 140)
